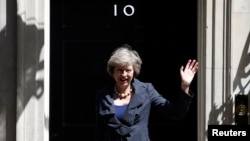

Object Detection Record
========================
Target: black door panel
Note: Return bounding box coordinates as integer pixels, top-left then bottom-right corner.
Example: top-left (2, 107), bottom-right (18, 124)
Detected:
top-left (50, 1), bottom-right (197, 141)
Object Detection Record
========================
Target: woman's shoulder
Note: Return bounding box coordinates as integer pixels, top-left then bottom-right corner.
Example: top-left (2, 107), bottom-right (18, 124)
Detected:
top-left (95, 88), bottom-right (113, 103)
top-left (96, 81), bottom-right (114, 98)
top-left (133, 78), bottom-right (154, 88)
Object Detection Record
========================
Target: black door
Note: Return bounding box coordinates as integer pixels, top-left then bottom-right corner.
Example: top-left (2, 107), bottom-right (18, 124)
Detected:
top-left (50, 0), bottom-right (198, 141)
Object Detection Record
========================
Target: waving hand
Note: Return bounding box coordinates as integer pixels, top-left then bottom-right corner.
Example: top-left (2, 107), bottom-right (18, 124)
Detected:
top-left (180, 59), bottom-right (198, 94)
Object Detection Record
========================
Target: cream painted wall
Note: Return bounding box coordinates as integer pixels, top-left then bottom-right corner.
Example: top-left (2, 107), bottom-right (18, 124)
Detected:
top-left (198, 0), bottom-right (250, 141)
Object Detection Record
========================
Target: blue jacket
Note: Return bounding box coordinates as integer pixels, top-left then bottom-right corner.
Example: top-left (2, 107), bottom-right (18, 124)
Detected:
top-left (96, 78), bottom-right (193, 141)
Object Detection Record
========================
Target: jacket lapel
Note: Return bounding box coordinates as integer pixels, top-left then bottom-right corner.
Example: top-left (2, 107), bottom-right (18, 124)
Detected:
top-left (121, 79), bottom-right (147, 125)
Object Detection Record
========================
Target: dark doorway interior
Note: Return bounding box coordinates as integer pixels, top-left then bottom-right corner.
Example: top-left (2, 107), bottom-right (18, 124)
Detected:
top-left (50, 1), bottom-right (198, 141)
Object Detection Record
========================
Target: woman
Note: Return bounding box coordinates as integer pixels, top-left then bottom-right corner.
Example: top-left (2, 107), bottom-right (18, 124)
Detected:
top-left (96, 44), bottom-right (198, 141)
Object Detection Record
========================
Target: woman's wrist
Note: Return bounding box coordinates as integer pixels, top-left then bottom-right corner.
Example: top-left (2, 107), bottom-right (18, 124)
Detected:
top-left (181, 83), bottom-right (190, 95)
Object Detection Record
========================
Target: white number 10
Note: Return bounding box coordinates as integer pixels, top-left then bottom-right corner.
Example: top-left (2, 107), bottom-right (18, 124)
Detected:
top-left (114, 4), bottom-right (135, 16)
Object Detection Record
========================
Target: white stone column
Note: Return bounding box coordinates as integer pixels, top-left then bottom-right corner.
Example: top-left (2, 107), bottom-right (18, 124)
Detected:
top-left (16, 0), bottom-right (49, 141)
top-left (231, 0), bottom-right (250, 124)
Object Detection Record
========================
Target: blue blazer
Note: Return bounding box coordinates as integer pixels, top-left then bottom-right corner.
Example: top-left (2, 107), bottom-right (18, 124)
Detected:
top-left (96, 78), bottom-right (193, 141)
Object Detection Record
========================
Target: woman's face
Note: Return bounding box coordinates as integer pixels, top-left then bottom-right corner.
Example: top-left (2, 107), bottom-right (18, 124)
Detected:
top-left (113, 64), bottom-right (134, 88)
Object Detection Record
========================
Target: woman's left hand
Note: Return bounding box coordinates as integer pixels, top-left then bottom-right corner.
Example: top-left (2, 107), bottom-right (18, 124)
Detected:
top-left (180, 59), bottom-right (199, 87)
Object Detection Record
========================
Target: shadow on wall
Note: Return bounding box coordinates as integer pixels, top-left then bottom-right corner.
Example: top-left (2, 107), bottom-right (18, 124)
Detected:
top-left (233, 31), bottom-right (250, 122)
top-left (208, 95), bottom-right (234, 125)
top-left (207, 31), bottom-right (250, 126)
top-left (16, 15), bottom-right (46, 125)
